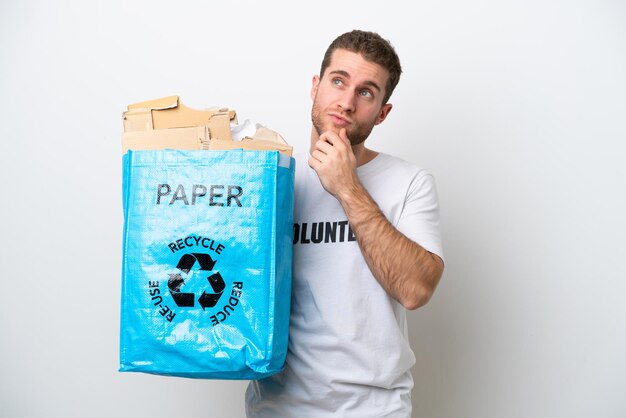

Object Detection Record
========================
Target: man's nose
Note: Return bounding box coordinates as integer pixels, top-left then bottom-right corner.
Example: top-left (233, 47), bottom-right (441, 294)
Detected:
top-left (337, 90), bottom-right (356, 112)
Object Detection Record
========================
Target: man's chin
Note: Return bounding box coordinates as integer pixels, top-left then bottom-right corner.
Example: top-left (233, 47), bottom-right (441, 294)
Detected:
top-left (326, 126), bottom-right (343, 136)
top-left (313, 123), bottom-right (340, 138)
top-left (326, 122), bottom-right (353, 136)
top-left (313, 118), bottom-right (367, 145)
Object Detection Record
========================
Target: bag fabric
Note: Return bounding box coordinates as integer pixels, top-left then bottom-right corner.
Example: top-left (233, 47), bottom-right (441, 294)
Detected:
top-left (119, 149), bottom-right (295, 379)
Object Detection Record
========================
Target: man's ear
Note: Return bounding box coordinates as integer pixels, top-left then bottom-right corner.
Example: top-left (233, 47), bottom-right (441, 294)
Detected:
top-left (310, 75), bottom-right (320, 100)
top-left (375, 103), bottom-right (393, 125)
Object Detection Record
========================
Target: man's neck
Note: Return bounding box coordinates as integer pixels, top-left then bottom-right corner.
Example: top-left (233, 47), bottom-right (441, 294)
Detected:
top-left (352, 143), bottom-right (379, 166)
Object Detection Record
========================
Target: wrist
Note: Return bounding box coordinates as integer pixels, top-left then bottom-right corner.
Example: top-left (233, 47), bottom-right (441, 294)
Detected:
top-left (337, 181), bottom-right (378, 218)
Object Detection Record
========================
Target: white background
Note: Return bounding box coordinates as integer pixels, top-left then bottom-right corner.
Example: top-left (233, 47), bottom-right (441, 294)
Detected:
top-left (1, 0), bottom-right (625, 417)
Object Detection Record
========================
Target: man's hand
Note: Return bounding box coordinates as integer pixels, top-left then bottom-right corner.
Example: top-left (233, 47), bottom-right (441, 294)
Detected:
top-left (308, 128), bottom-right (359, 199)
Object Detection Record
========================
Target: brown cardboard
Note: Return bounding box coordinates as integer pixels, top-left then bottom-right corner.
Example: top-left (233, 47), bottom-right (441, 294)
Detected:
top-left (209, 126), bottom-right (293, 155)
top-left (121, 126), bottom-right (210, 153)
top-left (122, 95), bottom-right (292, 156)
top-left (209, 138), bottom-right (292, 155)
top-left (123, 95), bottom-right (234, 140)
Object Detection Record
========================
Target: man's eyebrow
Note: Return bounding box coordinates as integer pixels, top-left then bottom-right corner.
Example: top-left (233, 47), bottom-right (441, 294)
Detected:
top-left (328, 70), bottom-right (382, 92)
top-left (329, 69), bottom-right (350, 79)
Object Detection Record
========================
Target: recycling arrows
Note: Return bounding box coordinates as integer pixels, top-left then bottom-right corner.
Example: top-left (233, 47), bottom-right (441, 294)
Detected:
top-left (168, 272), bottom-right (195, 307)
top-left (167, 253), bottom-right (225, 309)
top-left (176, 252), bottom-right (216, 273)
top-left (199, 272), bottom-right (226, 310)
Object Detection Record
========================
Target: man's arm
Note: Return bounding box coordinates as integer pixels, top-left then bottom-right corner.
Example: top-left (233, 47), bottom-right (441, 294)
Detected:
top-left (309, 129), bottom-right (444, 310)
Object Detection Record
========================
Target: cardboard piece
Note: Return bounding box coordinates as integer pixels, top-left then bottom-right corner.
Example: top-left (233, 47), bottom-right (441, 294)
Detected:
top-left (122, 95), bottom-right (235, 153)
top-left (125, 95), bottom-right (236, 133)
top-left (123, 126), bottom-right (211, 152)
top-left (122, 95), bottom-right (292, 156)
top-left (209, 138), bottom-right (292, 154)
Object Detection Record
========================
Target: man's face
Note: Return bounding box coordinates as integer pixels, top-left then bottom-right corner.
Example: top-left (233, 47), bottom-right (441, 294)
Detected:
top-left (311, 49), bottom-right (392, 146)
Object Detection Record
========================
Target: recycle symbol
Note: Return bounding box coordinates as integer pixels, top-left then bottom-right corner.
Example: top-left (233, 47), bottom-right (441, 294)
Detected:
top-left (168, 253), bottom-right (225, 310)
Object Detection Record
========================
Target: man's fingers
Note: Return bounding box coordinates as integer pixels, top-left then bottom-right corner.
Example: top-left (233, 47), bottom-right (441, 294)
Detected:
top-left (319, 131), bottom-right (343, 147)
top-left (338, 128), bottom-right (351, 146)
top-left (309, 149), bottom-right (328, 164)
top-left (320, 128), bottom-right (351, 147)
top-left (308, 154), bottom-right (324, 172)
top-left (313, 139), bottom-right (334, 155)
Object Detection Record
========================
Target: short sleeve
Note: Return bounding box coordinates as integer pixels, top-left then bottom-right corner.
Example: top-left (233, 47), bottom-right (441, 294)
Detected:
top-left (396, 172), bottom-right (444, 262)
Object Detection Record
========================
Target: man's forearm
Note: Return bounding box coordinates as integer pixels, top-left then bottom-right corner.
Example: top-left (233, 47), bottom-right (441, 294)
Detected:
top-left (337, 183), bottom-right (444, 310)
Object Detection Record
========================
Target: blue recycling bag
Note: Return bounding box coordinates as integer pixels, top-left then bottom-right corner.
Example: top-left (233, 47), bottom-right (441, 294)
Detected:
top-left (119, 149), bottom-right (295, 379)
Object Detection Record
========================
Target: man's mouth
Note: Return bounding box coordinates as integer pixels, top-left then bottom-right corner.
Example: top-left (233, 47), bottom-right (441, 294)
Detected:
top-left (329, 113), bottom-right (351, 127)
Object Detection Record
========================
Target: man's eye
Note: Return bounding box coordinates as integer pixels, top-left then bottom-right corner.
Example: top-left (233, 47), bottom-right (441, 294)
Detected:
top-left (359, 89), bottom-right (373, 98)
top-left (333, 78), bottom-right (343, 86)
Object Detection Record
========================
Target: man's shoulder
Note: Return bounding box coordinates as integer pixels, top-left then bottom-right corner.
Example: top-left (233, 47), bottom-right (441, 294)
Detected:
top-left (365, 152), bottom-right (431, 178)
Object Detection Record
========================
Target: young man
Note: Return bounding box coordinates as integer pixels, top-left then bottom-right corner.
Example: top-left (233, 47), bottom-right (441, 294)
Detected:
top-left (246, 30), bottom-right (444, 417)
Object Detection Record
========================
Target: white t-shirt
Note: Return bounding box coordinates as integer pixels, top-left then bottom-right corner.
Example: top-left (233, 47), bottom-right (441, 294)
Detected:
top-left (246, 152), bottom-right (444, 417)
